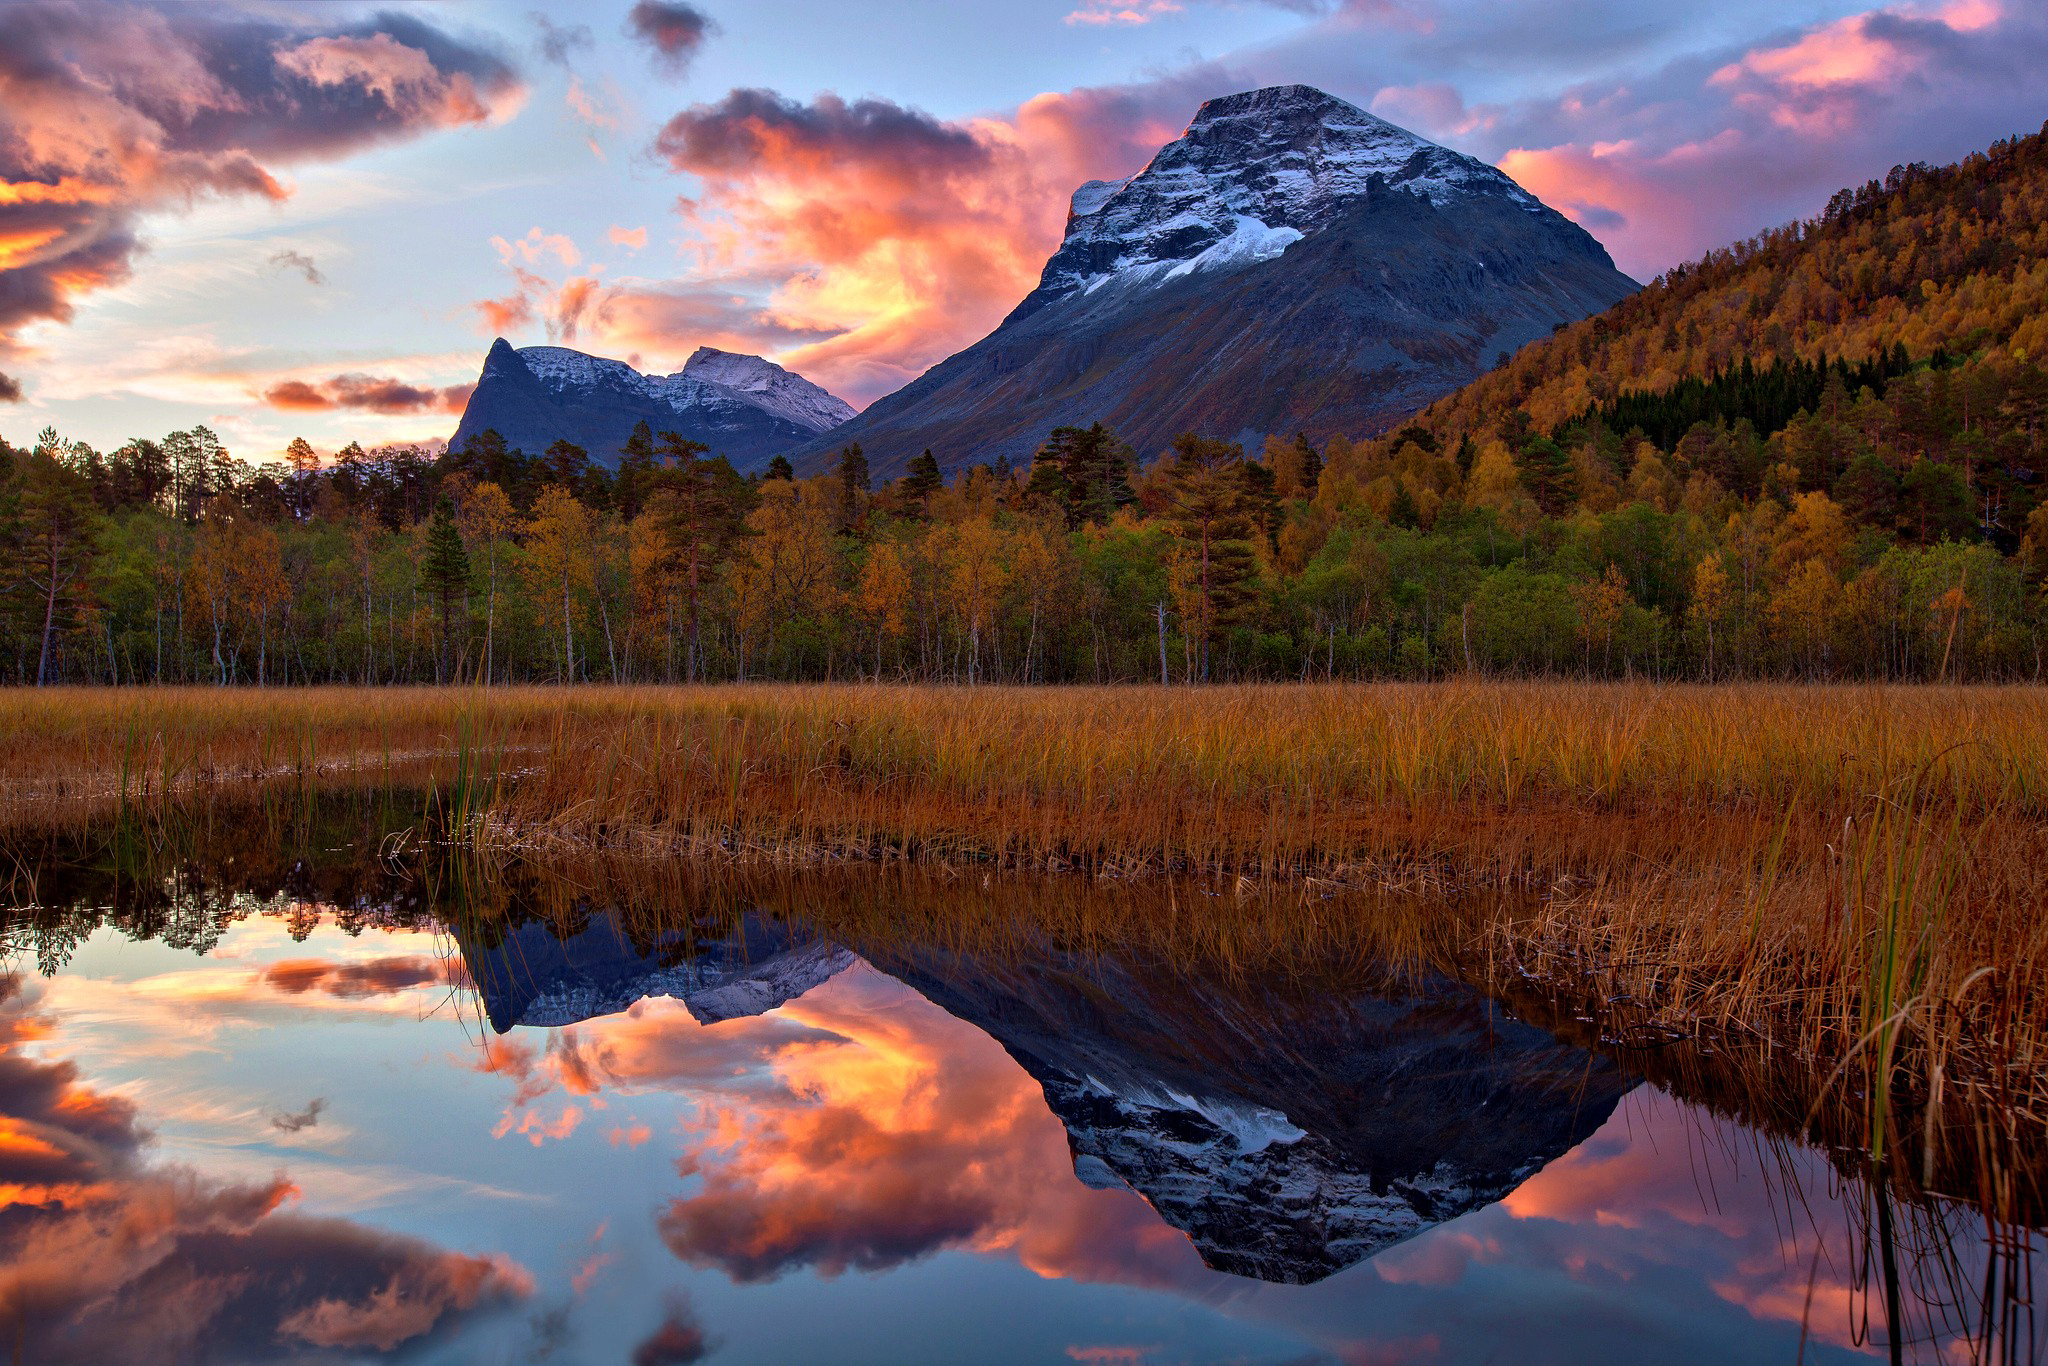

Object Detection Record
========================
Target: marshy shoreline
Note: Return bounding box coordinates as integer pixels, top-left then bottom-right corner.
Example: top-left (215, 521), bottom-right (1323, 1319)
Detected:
top-left (4, 678), bottom-right (2046, 1226)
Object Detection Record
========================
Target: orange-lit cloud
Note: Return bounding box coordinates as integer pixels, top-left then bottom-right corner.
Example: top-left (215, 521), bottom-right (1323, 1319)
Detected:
top-left (611, 225), bottom-right (650, 250)
top-left (0, 973), bottom-right (530, 1360)
top-left (631, 1291), bottom-right (715, 1365)
top-left (487, 967), bottom-right (1205, 1290)
top-left (494, 227), bottom-right (583, 271)
top-left (611, 78), bottom-right (1208, 404)
top-left (0, 4), bottom-right (523, 401)
top-left (261, 375), bottom-right (474, 416)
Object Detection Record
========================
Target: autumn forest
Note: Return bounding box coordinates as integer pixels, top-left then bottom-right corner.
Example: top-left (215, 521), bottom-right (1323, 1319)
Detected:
top-left (5, 124), bottom-right (2048, 688)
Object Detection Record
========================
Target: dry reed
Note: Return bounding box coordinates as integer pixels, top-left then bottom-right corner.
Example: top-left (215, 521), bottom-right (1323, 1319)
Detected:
top-left (4, 680), bottom-right (2044, 1171)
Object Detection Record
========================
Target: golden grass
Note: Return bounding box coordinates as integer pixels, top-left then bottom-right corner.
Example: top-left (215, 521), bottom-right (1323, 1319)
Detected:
top-left (4, 679), bottom-right (2045, 1173)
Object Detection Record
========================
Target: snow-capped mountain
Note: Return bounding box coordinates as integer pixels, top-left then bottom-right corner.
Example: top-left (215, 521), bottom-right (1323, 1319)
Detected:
top-left (871, 938), bottom-right (1634, 1285)
top-left (677, 347), bottom-right (858, 433)
top-left (452, 339), bottom-right (853, 468)
top-left (1032, 84), bottom-right (1540, 308)
top-left (786, 83), bottom-right (1638, 481)
top-left (453, 914), bottom-right (853, 1033)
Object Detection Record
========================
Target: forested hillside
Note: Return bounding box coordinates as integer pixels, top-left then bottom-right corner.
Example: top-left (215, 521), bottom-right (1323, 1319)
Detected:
top-left (2, 124), bottom-right (2046, 686)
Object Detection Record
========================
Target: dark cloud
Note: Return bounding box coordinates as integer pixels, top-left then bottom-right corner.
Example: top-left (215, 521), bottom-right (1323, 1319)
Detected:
top-left (631, 1293), bottom-right (715, 1365)
top-left (270, 1097), bottom-right (326, 1133)
top-left (0, 974), bottom-right (532, 1364)
top-left (627, 1), bottom-right (716, 78)
top-left (266, 249), bottom-right (324, 285)
top-left (655, 87), bottom-right (990, 179)
top-left (261, 377), bottom-right (474, 417)
top-left (0, 371), bottom-right (21, 402)
top-left (0, 2), bottom-right (522, 378)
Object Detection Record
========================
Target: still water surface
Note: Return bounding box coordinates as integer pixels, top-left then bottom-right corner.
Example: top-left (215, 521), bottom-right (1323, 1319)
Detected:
top-left (3, 817), bottom-right (2038, 1364)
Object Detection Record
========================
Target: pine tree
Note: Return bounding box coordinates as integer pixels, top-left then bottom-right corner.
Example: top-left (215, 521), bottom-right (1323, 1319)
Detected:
top-left (1067, 423), bottom-right (1135, 526)
top-left (903, 450), bottom-right (943, 514)
top-left (616, 420), bottom-right (657, 521)
top-left (654, 432), bottom-right (744, 681)
top-left (1157, 433), bottom-right (1260, 681)
top-left (1290, 432), bottom-right (1323, 494)
top-left (419, 495), bottom-right (471, 683)
top-left (764, 454), bottom-right (795, 482)
top-left (836, 443), bottom-right (870, 533)
top-left (6, 450), bottom-right (102, 685)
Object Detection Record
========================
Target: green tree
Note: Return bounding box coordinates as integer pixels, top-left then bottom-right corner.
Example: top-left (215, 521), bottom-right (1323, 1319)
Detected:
top-left (652, 431), bottom-right (748, 681)
top-left (6, 449), bottom-right (103, 685)
top-left (1897, 458), bottom-right (1974, 544)
top-left (419, 496), bottom-right (471, 683)
top-left (835, 443), bottom-right (870, 532)
top-left (902, 450), bottom-right (944, 515)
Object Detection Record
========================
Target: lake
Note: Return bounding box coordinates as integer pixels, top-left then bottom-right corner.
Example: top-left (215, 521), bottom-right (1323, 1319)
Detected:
top-left (3, 800), bottom-right (2039, 1365)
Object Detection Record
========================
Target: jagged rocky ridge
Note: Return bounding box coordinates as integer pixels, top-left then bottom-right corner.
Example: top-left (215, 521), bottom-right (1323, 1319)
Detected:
top-left (788, 84), bottom-right (1637, 481)
top-left (451, 340), bottom-right (854, 468)
top-left (454, 909), bottom-right (1631, 1285)
top-left (454, 914), bottom-right (855, 1032)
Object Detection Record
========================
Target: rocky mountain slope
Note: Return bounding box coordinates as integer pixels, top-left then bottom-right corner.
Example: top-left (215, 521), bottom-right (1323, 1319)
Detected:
top-left (787, 84), bottom-right (1637, 480)
top-left (451, 340), bottom-right (854, 467)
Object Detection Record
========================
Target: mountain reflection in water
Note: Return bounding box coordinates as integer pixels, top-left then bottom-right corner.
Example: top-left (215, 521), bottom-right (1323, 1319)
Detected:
top-left (1, 829), bottom-right (2040, 1364)
top-left (459, 912), bottom-right (1631, 1286)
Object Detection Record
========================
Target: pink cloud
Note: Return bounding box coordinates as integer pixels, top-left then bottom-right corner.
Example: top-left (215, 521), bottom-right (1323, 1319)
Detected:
top-left (1486, 0), bottom-right (2047, 278)
top-left (0, 4), bottom-right (522, 401)
top-left (1065, 0), bottom-right (1186, 25)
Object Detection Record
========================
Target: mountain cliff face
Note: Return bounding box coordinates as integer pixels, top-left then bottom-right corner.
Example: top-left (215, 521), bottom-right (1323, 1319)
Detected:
top-left (787, 84), bottom-right (1637, 481)
top-left (450, 340), bottom-right (854, 467)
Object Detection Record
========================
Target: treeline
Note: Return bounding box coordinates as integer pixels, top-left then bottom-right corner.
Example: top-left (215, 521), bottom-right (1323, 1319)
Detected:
top-left (6, 126), bottom-right (2048, 687)
top-left (2, 377), bottom-right (2045, 686)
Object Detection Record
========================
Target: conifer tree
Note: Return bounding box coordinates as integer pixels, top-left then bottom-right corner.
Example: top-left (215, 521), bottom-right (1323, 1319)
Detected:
top-left (836, 443), bottom-right (870, 532)
top-left (903, 450), bottom-right (943, 514)
top-left (1290, 432), bottom-right (1323, 494)
top-left (763, 454), bottom-right (794, 482)
top-left (419, 495), bottom-right (470, 683)
top-left (1157, 433), bottom-right (1260, 681)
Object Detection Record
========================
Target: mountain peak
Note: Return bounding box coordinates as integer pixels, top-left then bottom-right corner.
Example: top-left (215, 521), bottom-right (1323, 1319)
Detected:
top-left (778, 81), bottom-right (1633, 483)
top-left (1024, 82), bottom-right (1537, 313)
top-left (680, 346), bottom-right (857, 430)
top-left (451, 341), bottom-right (852, 466)
top-left (1188, 83), bottom-right (1371, 128)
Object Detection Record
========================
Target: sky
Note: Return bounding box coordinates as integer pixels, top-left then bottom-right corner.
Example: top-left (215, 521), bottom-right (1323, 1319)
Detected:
top-left (1, 0), bottom-right (2045, 464)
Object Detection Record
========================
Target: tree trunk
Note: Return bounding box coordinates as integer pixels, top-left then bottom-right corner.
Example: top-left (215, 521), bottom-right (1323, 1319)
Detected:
top-left (1155, 601), bottom-right (1169, 686)
top-left (35, 538), bottom-right (60, 686)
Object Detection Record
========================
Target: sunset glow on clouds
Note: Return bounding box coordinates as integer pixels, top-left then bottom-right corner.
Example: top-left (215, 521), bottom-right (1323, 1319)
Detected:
top-left (1, 0), bottom-right (2045, 454)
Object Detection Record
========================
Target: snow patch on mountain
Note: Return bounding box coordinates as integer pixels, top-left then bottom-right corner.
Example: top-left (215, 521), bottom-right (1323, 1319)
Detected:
top-left (512, 344), bottom-right (852, 437)
top-left (1037, 83), bottom-right (1541, 304)
top-left (681, 347), bottom-right (858, 431)
top-left (1046, 1070), bottom-right (1516, 1283)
